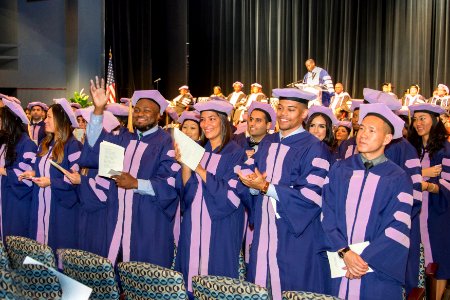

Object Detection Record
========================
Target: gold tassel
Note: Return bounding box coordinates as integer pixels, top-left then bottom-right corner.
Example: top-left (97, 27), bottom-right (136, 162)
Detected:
top-left (127, 99), bottom-right (134, 133)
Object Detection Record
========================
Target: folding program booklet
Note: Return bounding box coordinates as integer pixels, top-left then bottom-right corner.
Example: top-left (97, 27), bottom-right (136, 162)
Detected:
top-left (98, 141), bottom-right (125, 178)
top-left (173, 128), bottom-right (205, 171)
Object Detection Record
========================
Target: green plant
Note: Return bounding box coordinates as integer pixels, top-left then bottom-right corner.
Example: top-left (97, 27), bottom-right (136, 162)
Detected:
top-left (69, 88), bottom-right (91, 108)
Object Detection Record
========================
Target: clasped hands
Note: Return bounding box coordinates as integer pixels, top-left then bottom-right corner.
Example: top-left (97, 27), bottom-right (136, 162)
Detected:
top-left (238, 168), bottom-right (267, 191)
top-left (342, 250), bottom-right (369, 279)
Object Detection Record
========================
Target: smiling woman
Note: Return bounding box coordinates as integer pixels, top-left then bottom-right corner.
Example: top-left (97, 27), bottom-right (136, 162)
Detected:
top-left (173, 99), bottom-right (250, 295)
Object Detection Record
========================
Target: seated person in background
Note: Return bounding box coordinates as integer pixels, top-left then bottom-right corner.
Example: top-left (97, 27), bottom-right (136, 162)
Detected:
top-left (227, 81), bottom-right (247, 124)
top-left (329, 83), bottom-right (351, 119)
top-left (210, 85), bottom-right (225, 99)
top-left (233, 101), bottom-right (276, 158)
top-left (382, 82), bottom-right (398, 99)
top-left (428, 84), bottom-right (450, 109)
top-left (335, 120), bottom-right (352, 147)
top-left (234, 83), bottom-right (267, 125)
top-left (322, 103), bottom-right (413, 300)
top-left (402, 84), bottom-right (425, 106)
top-left (173, 85), bottom-right (194, 115)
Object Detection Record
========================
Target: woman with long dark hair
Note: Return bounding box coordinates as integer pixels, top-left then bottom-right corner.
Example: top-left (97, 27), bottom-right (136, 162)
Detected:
top-left (174, 99), bottom-right (248, 294)
top-left (22, 98), bottom-right (82, 252)
top-left (408, 103), bottom-right (450, 298)
top-left (0, 97), bottom-right (37, 238)
top-left (306, 105), bottom-right (338, 155)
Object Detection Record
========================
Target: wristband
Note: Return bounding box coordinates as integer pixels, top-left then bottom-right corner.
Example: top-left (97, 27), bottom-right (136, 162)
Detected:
top-left (261, 181), bottom-right (270, 194)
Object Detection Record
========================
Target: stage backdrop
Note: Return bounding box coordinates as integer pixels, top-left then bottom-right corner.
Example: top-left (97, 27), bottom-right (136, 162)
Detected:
top-left (106, 0), bottom-right (450, 100)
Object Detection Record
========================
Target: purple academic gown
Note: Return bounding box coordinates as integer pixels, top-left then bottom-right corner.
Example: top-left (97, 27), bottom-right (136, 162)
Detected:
top-left (322, 155), bottom-right (413, 300)
top-left (84, 127), bottom-right (179, 267)
top-left (29, 120), bottom-right (46, 145)
top-left (338, 136), bottom-right (358, 159)
top-left (175, 140), bottom-right (248, 291)
top-left (419, 141), bottom-right (450, 279)
top-left (29, 137), bottom-right (82, 251)
top-left (1, 134), bottom-right (37, 238)
top-left (385, 138), bottom-right (423, 294)
top-left (245, 131), bottom-right (331, 299)
top-left (76, 130), bottom-right (114, 257)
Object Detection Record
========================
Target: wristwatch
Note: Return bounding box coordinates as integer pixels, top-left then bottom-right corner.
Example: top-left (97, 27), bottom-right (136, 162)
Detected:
top-left (338, 246), bottom-right (351, 259)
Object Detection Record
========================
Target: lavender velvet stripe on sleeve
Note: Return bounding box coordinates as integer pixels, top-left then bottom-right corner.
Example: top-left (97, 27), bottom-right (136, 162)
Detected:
top-left (300, 187), bottom-right (322, 207)
top-left (68, 151), bottom-right (81, 162)
top-left (394, 211), bottom-right (411, 229)
top-left (440, 171), bottom-right (450, 181)
top-left (18, 162), bottom-right (32, 171)
top-left (385, 227), bottom-right (410, 248)
top-left (23, 152), bottom-right (36, 160)
top-left (96, 176), bottom-right (111, 190)
top-left (397, 192), bottom-right (413, 206)
top-left (306, 174), bottom-right (326, 188)
top-left (89, 178), bottom-right (107, 202)
top-left (312, 157), bottom-right (330, 171)
top-left (227, 190), bottom-right (241, 208)
top-left (405, 158), bottom-right (421, 169)
top-left (442, 158), bottom-right (450, 167)
top-left (411, 174), bottom-right (422, 184)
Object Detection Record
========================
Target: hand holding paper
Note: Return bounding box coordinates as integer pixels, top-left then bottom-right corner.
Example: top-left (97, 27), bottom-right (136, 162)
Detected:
top-left (98, 141), bottom-right (125, 178)
top-left (327, 241), bottom-right (373, 279)
top-left (173, 128), bottom-right (205, 171)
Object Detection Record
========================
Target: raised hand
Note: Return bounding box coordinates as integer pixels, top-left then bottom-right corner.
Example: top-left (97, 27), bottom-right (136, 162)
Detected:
top-left (90, 76), bottom-right (110, 114)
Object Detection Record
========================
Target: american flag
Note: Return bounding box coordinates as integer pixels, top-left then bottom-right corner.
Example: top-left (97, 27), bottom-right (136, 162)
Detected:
top-left (106, 48), bottom-right (116, 103)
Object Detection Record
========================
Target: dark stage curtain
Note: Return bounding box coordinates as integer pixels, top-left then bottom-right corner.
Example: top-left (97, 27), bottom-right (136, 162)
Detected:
top-left (106, 0), bottom-right (450, 99)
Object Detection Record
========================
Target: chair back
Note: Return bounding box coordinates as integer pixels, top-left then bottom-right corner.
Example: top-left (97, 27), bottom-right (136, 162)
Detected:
top-left (0, 269), bottom-right (19, 299)
top-left (282, 291), bottom-right (342, 300)
top-left (60, 249), bottom-right (120, 300)
top-left (118, 261), bottom-right (188, 300)
top-left (6, 236), bottom-right (55, 269)
top-left (12, 264), bottom-right (62, 300)
top-left (0, 241), bottom-right (10, 270)
top-left (192, 275), bottom-right (270, 299)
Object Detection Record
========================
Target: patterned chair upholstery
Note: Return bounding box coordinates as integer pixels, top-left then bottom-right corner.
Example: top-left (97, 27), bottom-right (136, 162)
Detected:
top-left (282, 291), bottom-right (342, 300)
top-left (12, 264), bottom-right (62, 300)
top-left (118, 261), bottom-right (188, 300)
top-left (6, 236), bottom-right (56, 269)
top-left (60, 249), bottom-right (120, 300)
top-left (0, 241), bottom-right (10, 270)
top-left (192, 275), bottom-right (270, 299)
top-left (0, 269), bottom-right (19, 299)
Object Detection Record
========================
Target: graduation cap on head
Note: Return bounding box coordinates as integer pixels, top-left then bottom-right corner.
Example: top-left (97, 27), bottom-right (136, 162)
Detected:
top-left (337, 120), bottom-right (352, 129)
top-left (359, 103), bottom-right (404, 139)
top-left (408, 103), bottom-right (446, 116)
top-left (307, 105), bottom-right (339, 126)
top-left (438, 84), bottom-right (449, 94)
top-left (53, 98), bottom-right (79, 128)
top-left (2, 97), bottom-right (29, 124)
top-left (248, 101), bottom-right (277, 130)
top-left (70, 103), bottom-right (81, 109)
top-left (179, 85), bottom-right (189, 90)
top-left (131, 90), bottom-right (168, 115)
top-left (194, 99), bottom-right (234, 116)
top-left (106, 103), bottom-right (129, 117)
top-left (363, 88), bottom-right (401, 110)
top-left (27, 101), bottom-right (49, 111)
top-left (78, 106), bottom-right (120, 133)
top-left (350, 100), bottom-right (364, 112)
top-left (272, 88), bottom-right (316, 105)
top-left (178, 110), bottom-right (200, 124)
top-left (251, 83), bottom-right (262, 88)
top-left (232, 81), bottom-right (244, 88)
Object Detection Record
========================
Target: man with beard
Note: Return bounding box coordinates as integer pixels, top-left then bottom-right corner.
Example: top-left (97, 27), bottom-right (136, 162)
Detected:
top-left (27, 101), bottom-right (48, 145)
top-left (84, 77), bottom-right (179, 267)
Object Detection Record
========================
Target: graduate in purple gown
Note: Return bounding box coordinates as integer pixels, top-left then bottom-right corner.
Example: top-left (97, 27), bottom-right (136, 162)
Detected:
top-left (0, 98), bottom-right (37, 239)
top-left (322, 103), bottom-right (413, 300)
top-left (239, 88), bottom-right (332, 299)
top-left (173, 99), bottom-right (248, 293)
top-left (306, 105), bottom-right (339, 161)
top-left (232, 101), bottom-right (276, 159)
top-left (338, 100), bottom-right (362, 159)
top-left (23, 98), bottom-right (82, 252)
top-left (408, 103), bottom-right (450, 297)
top-left (64, 107), bottom-right (121, 257)
top-left (85, 77), bottom-right (179, 268)
top-left (27, 102), bottom-right (48, 145)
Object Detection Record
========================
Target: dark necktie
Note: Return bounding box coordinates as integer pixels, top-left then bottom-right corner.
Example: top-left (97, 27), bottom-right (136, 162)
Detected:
top-left (248, 140), bottom-right (259, 148)
top-left (364, 161), bottom-right (373, 171)
top-left (138, 132), bottom-right (143, 140)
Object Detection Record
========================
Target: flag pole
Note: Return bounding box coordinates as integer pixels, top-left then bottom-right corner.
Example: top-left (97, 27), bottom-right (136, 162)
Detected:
top-left (127, 99), bottom-right (134, 133)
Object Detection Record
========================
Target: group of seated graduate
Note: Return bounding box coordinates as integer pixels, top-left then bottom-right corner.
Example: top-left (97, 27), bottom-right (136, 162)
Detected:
top-left (0, 75), bottom-right (449, 300)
